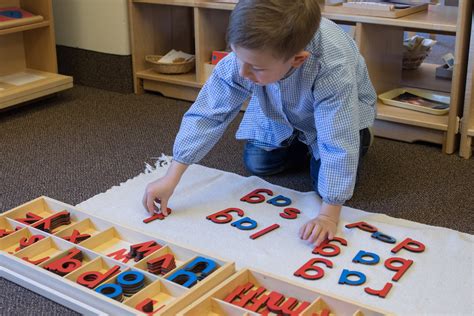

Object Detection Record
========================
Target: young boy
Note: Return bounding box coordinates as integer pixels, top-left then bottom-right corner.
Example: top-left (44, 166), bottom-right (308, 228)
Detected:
top-left (143, 0), bottom-right (376, 247)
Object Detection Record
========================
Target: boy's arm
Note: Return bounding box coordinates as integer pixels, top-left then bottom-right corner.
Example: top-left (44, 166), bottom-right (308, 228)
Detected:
top-left (313, 64), bottom-right (361, 206)
top-left (173, 53), bottom-right (252, 165)
top-left (143, 54), bottom-right (251, 214)
top-left (301, 60), bottom-right (375, 245)
top-left (142, 160), bottom-right (188, 216)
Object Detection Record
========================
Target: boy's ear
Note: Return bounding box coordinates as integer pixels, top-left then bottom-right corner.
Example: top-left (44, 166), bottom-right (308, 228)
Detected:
top-left (290, 51), bottom-right (310, 68)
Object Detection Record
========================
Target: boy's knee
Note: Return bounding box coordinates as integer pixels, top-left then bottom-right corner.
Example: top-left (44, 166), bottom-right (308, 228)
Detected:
top-left (243, 156), bottom-right (285, 176)
top-left (243, 141), bottom-right (288, 176)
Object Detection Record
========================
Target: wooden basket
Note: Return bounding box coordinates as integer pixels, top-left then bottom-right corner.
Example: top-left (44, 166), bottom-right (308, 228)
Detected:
top-left (402, 51), bottom-right (428, 70)
top-left (145, 55), bottom-right (195, 74)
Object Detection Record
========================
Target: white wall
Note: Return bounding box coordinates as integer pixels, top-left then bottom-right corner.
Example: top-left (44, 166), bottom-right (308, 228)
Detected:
top-left (52, 0), bottom-right (131, 55)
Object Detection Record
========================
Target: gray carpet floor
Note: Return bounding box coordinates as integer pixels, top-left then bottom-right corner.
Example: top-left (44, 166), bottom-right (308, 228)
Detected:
top-left (0, 85), bottom-right (473, 313)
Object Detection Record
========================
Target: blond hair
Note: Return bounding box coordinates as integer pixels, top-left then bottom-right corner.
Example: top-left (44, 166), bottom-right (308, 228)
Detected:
top-left (227, 0), bottom-right (322, 60)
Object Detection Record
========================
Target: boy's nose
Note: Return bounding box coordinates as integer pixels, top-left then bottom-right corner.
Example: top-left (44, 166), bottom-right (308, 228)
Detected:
top-left (239, 64), bottom-right (254, 81)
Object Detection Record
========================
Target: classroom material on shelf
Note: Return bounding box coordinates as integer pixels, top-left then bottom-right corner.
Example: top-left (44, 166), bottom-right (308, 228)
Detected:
top-left (145, 50), bottom-right (195, 75)
top-left (0, 70), bottom-right (73, 110)
top-left (200, 50), bottom-right (230, 81)
top-left (435, 52), bottom-right (454, 80)
top-left (402, 35), bottom-right (436, 70)
top-left (323, 0), bottom-right (429, 18)
top-left (0, 196), bottom-right (389, 315)
top-left (0, 71), bottom-right (46, 86)
top-left (158, 50), bottom-right (194, 64)
top-left (378, 87), bottom-right (450, 115)
top-left (0, 7), bottom-right (43, 29)
top-left (211, 50), bottom-right (230, 65)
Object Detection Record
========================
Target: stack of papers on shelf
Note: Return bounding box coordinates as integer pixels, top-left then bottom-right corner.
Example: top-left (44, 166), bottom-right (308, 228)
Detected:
top-left (158, 50), bottom-right (194, 64)
top-left (343, 1), bottom-right (396, 11)
top-left (404, 35), bottom-right (437, 53)
top-left (0, 72), bottom-right (46, 86)
top-left (0, 7), bottom-right (43, 29)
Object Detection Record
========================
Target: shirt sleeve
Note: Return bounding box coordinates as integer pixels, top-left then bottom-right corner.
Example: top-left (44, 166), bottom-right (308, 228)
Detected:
top-left (173, 54), bottom-right (252, 165)
top-left (313, 63), bottom-right (363, 205)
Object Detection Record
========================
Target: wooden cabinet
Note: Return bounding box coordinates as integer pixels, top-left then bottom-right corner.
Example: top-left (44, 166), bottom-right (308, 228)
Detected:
top-left (335, 3), bottom-right (472, 154)
top-left (128, 1), bottom-right (472, 154)
top-left (460, 10), bottom-right (474, 159)
top-left (0, 0), bottom-right (73, 110)
top-left (129, 0), bottom-right (235, 102)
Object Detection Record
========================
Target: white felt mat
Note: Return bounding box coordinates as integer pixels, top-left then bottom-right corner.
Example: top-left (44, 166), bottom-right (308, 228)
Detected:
top-left (77, 156), bottom-right (474, 315)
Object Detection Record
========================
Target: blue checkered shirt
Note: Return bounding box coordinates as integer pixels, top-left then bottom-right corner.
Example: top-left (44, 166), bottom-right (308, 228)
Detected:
top-left (173, 18), bottom-right (376, 205)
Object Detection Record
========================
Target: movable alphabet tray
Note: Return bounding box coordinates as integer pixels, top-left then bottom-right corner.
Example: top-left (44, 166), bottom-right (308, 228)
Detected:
top-left (0, 196), bottom-right (390, 315)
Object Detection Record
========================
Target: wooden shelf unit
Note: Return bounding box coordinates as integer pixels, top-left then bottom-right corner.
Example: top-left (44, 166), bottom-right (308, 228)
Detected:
top-left (343, 3), bottom-right (471, 153)
top-left (460, 11), bottom-right (474, 159)
top-left (129, 1), bottom-right (472, 153)
top-left (0, 0), bottom-right (73, 110)
top-left (324, 5), bottom-right (459, 33)
top-left (0, 20), bottom-right (50, 35)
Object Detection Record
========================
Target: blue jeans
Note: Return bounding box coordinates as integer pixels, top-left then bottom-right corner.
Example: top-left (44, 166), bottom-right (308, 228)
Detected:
top-left (243, 128), bottom-right (371, 196)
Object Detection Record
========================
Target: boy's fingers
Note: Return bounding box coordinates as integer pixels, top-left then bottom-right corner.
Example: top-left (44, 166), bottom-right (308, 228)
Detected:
top-left (143, 192), bottom-right (153, 215)
top-left (308, 225), bottom-right (322, 244)
top-left (298, 223), bottom-right (307, 238)
top-left (314, 229), bottom-right (328, 247)
top-left (298, 224), bottom-right (306, 238)
top-left (302, 222), bottom-right (315, 240)
top-left (328, 230), bottom-right (335, 241)
top-left (146, 195), bottom-right (157, 215)
top-left (160, 200), bottom-right (169, 216)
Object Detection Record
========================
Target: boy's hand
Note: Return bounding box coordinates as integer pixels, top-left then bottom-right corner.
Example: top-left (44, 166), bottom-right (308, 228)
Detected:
top-left (142, 160), bottom-right (189, 216)
top-left (142, 176), bottom-right (176, 216)
top-left (299, 203), bottom-right (341, 246)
